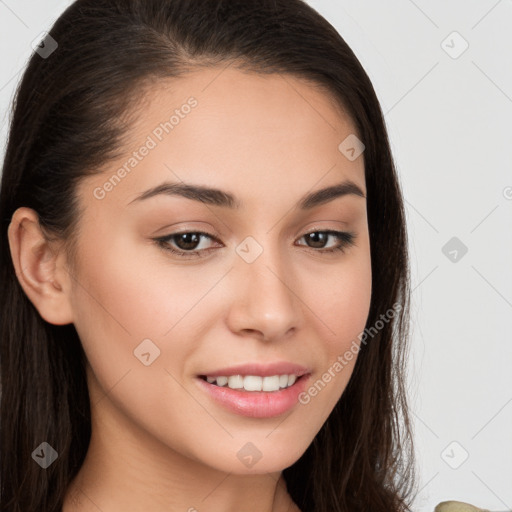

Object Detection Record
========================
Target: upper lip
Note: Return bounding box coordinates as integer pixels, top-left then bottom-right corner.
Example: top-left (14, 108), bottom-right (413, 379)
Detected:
top-left (199, 362), bottom-right (311, 378)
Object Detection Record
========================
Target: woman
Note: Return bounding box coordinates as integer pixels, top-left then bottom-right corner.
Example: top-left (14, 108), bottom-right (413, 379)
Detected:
top-left (0, 0), bottom-right (417, 510)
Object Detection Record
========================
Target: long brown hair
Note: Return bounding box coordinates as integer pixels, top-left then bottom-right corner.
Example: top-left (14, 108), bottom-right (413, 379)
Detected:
top-left (0, 1), bottom-right (416, 510)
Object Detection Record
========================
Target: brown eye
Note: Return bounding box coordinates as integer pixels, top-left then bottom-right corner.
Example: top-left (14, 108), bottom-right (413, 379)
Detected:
top-left (172, 232), bottom-right (203, 251)
top-left (304, 231), bottom-right (329, 249)
top-left (154, 231), bottom-right (220, 258)
top-left (297, 230), bottom-right (356, 253)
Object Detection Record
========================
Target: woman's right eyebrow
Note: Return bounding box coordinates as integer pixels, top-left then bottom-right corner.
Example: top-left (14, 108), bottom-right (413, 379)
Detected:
top-left (127, 179), bottom-right (366, 210)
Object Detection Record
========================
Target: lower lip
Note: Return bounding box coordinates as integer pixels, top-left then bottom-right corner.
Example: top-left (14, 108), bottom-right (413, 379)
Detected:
top-left (196, 375), bottom-right (311, 418)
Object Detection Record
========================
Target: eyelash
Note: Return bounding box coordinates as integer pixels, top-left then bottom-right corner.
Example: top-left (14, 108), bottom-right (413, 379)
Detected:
top-left (153, 229), bottom-right (356, 259)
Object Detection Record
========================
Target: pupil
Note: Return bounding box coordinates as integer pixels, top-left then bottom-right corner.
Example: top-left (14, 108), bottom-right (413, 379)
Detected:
top-left (176, 233), bottom-right (200, 250)
top-left (307, 232), bottom-right (327, 248)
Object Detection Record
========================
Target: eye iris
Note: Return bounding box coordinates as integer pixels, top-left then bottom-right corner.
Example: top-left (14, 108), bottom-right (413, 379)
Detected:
top-left (306, 232), bottom-right (327, 248)
top-left (175, 233), bottom-right (201, 250)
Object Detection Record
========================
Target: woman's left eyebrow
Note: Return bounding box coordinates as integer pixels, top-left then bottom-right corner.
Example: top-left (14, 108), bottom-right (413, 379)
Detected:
top-left (127, 179), bottom-right (366, 209)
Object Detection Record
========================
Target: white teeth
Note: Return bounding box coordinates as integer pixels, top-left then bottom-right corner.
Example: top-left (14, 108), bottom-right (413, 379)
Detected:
top-left (216, 376), bottom-right (228, 387)
top-left (244, 375), bottom-right (262, 391)
top-left (204, 374), bottom-right (300, 391)
top-left (262, 375), bottom-right (280, 392)
top-left (227, 375), bottom-right (244, 389)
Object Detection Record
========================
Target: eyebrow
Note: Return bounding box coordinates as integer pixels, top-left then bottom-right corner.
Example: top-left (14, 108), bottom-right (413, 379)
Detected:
top-left (128, 179), bottom-right (365, 209)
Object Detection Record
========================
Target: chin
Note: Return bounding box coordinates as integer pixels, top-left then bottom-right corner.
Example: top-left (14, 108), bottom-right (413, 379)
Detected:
top-left (201, 436), bottom-right (312, 476)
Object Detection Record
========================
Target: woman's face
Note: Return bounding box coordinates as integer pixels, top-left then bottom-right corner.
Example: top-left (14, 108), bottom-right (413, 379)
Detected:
top-left (69, 66), bottom-right (372, 474)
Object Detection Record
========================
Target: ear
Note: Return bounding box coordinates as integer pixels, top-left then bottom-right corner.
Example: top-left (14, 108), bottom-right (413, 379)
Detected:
top-left (7, 207), bottom-right (74, 325)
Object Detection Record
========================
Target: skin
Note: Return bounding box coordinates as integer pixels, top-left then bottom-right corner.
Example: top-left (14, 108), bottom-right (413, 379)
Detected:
top-left (8, 66), bottom-right (372, 511)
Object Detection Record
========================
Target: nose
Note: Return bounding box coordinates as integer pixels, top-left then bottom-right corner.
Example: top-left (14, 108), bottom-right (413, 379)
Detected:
top-left (225, 241), bottom-right (302, 342)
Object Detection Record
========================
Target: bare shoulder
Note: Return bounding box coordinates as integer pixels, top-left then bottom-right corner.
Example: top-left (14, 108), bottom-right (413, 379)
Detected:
top-left (435, 501), bottom-right (494, 512)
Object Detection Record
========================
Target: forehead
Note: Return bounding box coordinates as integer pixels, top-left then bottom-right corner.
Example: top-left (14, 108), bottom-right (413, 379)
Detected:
top-left (81, 66), bottom-right (366, 211)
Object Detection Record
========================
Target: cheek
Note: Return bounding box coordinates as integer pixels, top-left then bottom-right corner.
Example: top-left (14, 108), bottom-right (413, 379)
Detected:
top-left (68, 231), bottom-right (232, 411)
top-left (68, 242), bottom-right (220, 459)
top-left (310, 244), bottom-right (372, 350)
top-left (298, 246), bottom-right (372, 414)
top-left (70, 228), bottom-right (224, 342)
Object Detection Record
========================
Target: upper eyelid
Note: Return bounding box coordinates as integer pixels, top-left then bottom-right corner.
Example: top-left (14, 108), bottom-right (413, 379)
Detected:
top-left (160, 227), bottom-right (349, 239)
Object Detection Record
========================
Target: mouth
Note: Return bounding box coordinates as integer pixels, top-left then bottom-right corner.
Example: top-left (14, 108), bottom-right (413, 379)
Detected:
top-left (198, 373), bottom-right (304, 392)
top-left (195, 369), bottom-right (311, 418)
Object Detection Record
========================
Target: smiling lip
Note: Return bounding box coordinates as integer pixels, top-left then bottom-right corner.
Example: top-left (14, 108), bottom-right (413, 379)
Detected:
top-left (196, 362), bottom-right (311, 418)
top-left (200, 362), bottom-right (310, 378)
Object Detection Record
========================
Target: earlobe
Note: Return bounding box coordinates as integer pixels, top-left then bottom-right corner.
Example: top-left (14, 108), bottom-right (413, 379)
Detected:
top-left (7, 207), bottom-right (74, 326)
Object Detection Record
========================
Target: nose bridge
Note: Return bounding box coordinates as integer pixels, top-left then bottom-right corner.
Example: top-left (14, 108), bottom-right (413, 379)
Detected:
top-left (229, 233), bottom-right (301, 339)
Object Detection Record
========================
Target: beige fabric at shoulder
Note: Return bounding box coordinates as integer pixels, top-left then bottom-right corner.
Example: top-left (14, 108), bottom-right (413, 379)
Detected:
top-left (435, 501), bottom-right (490, 512)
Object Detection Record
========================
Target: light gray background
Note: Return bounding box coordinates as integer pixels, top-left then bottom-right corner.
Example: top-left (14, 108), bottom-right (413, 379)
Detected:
top-left (1, 1), bottom-right (511, 511)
